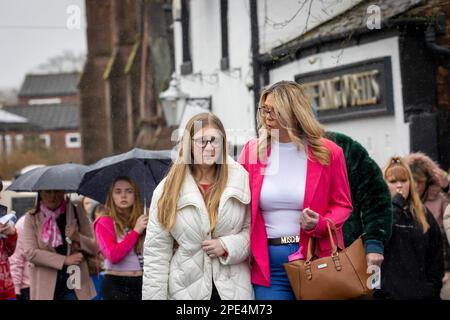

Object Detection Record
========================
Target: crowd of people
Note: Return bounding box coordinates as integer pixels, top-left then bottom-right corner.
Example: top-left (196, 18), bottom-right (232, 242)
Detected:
top-left (1, 80), bottom-right (450, 300)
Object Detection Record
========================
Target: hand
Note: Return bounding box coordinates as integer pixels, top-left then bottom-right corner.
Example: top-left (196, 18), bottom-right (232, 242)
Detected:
top-left (443, 274), bottom-right (449, 284)
top-left (133, 215), bottom-right (149, 235)
top-left (0, 223), bottom-right (16, 236)
top-left (366, 253), bottom-right (384, 266)
top-left (433, 167), bottom-right (450, 189)
top-left (301, 208), bottom-right (319, 230)
top-left (65, 223), bottom-right (80, 242)
top-left (64, 252), bottom-right (84, 266)
top-left (202, 239), bottom-right (225, 258)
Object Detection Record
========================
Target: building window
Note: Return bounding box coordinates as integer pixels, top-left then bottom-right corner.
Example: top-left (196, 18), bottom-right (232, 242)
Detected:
top-left (65, 133), bottom-right (81, 148)
top-left (180, 0), bottom-right (192, 75)
top-left (39, 134), bottom-right (51, 148)
top-left (220, 0), bottom-right (229, 70)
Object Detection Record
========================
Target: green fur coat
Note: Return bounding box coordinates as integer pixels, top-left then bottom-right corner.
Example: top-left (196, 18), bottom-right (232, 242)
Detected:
top-left (326, 132), bottom-right (393, 253)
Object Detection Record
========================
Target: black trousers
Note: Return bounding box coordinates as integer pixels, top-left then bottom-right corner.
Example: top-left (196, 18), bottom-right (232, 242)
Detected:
top-left (16, 288), bottom-right (30, 300)
top-left (101, 275), bottom-right (143, 300)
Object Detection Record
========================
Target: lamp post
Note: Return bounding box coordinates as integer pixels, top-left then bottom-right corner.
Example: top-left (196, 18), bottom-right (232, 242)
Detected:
top-left (159, 73), bottom-right (212, 127)
top-left (159, 73), bottom-right (188, 127)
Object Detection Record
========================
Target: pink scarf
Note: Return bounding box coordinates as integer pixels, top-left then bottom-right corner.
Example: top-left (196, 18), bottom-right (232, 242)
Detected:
top-left (40, 200), bottom-right (67, 248)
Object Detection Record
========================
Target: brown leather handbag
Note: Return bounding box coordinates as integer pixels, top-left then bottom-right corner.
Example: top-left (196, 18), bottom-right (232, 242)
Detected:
top-left (284, 219), bottom-right (372, 300)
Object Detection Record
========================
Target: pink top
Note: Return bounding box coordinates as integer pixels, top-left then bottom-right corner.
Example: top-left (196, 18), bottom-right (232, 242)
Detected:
top-left (9, 216), bottom-right (30, 294)
top-left (94, 216), bottom-right (142, 271)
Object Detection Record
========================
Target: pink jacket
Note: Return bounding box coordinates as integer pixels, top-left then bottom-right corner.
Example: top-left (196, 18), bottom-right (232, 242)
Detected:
top-left (93, 216), bottom-right (141, 267)
top-left (9, 216), bottom-right (30, 295)
top-left (238, 138), bottom-right (353, 287)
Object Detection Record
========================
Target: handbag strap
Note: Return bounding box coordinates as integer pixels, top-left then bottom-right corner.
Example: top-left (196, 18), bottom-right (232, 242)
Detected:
top-left (325, 218), bottom-right (345, 251)
top-left (305, 219), bottom-right (345, 262)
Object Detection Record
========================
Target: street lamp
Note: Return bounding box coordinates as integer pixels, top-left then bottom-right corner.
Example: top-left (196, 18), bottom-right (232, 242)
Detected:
top-left (159, 73), bottom-right (188, 127)
top-left (159, 73), bottom-right (212, 127)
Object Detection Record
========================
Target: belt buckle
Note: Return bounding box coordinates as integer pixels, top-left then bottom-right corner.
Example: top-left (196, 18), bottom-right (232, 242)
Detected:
top-left (280, 235), bottom-right (299, 244)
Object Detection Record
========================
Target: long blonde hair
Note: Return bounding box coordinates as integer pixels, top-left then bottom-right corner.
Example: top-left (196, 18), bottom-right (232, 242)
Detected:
top-left (103, 176), bottom-right (144, 253)
top-left (257, 81), bottom-right (330, 165)
top-left (157, 113), bottom-right (229, 231)
top-left (383, 156), bottom-right (430, 233)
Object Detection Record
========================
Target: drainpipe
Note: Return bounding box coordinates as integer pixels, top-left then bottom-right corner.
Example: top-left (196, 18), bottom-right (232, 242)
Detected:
top-left (249, 0), bottom-right (260, 132)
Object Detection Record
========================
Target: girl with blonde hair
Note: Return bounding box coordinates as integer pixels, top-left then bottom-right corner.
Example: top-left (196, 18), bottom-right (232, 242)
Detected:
top-left (93, 176), bottom-right (148, 300)
top-left (142, 112), bottom-right (253, 300)
top-left (238, 80), bottom-right (352, 299)
top-left (375, 156), bottom-right (444, 299)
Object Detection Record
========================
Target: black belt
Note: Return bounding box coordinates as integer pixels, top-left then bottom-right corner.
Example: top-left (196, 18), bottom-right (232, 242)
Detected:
top-left (267, 235), bottom-right (300, 245)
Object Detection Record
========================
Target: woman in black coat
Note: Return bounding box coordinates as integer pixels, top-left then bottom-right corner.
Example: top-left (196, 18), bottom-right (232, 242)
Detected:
top-left (375, 156), bottom-right (444, 300)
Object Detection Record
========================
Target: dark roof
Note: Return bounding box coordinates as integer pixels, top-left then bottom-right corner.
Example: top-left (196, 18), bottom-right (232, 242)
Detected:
top-left (264, 0), bottom-right (428, 58)
top-left (3, 104), bottom-right (79, 130)
top-left (18, 72), bottom-right (80, 97)
top-left (299, 0), bottom-right (424, 43)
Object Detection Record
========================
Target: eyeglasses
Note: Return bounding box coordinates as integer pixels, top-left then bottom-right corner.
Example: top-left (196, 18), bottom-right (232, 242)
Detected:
top-left (258, 106), bottom-right (277, 119)
top-left (192, 136), bottom-right (223, 148)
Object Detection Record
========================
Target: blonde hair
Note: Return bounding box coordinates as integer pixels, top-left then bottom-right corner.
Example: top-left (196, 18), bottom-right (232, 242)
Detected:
top-left (257, 81), bottom-right (330, 165)
top-left (103, 176), bottom-right (144, 253)
top-left (157, 113), bottom-right (228, 231)
top-left (383, 156), bottom-right (430, 233)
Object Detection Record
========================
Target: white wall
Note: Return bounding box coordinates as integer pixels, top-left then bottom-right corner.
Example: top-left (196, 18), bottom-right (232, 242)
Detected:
top-left (269, 36), bottom-right (410, 166)
top-left (174, 0), bottom-right (256, 151)
top-left (172, 0), bottom-right (409, 165)
top-left (257, 0), bottom-right (363, 53)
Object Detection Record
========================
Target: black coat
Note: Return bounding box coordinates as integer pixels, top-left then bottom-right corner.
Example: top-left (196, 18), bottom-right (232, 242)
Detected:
top-left (375, 193), bottom-right (444, 300)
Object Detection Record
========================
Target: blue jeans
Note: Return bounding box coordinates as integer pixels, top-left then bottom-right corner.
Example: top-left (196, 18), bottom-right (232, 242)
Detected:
top-left (254, 243), bottom-right (299, 300)
top-left (91, 272), bottom-right (104, 300)
top-left (54, 270), bottom-right (78, 300)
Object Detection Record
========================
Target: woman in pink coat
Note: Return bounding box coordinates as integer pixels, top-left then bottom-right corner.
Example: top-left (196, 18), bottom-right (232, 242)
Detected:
top-left (238, 81), bottom-right (353, 299)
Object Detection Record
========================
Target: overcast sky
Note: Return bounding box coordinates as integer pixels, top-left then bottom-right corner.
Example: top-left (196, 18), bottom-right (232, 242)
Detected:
top-left (0, 0), bottom-right (86, 89)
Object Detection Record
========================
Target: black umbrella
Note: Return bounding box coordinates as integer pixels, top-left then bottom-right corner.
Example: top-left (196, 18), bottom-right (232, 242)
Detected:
top-left (77, 148), bottom-right (173, 207)
top-left (7, 163), bottom-right (89, 192)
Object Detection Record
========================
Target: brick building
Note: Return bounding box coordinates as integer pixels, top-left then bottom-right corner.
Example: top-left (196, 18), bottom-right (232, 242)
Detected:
top-left (2, 104), bottom-right (81, 162)
top-left (17, 72), bottom-right (80, 105)
top-left (0, 72), bottom-right (82, 163)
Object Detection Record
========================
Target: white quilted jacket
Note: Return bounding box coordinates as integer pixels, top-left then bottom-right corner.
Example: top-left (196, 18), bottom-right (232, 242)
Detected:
top-left (142, 157), bottom-right (254, 300)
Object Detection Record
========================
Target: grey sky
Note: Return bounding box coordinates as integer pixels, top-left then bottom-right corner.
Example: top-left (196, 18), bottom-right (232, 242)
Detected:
top-left (0, 0), bottom-right (86, 89)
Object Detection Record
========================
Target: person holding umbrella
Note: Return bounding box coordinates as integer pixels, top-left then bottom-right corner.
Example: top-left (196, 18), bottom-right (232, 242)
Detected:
top-left (93, 177), bottom-right (148, 300)
top-left (22, 190), bottom-right (98, 300)
top-left (142, 113), bottom-right (253, 300)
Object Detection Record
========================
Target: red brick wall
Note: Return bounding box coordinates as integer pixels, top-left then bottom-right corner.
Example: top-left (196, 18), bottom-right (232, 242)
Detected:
top-left (0, 130), bottom-right (81, 163)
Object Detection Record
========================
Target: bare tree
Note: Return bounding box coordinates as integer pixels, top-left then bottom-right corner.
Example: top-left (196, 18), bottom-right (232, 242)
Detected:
top-left (37, 50), bottom-right (86, 73)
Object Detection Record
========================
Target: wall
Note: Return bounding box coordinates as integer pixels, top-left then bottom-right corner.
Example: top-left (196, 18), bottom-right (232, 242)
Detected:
top-left (174, 0), bottom-right (257, 153)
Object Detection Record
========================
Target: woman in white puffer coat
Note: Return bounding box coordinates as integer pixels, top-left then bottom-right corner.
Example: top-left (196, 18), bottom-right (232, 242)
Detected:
top-left (142, 113), bottom-right (254, 300)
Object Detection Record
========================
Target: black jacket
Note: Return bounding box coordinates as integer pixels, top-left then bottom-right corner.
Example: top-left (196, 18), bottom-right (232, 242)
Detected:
top-left (375, 193), bottom-right (444, 300)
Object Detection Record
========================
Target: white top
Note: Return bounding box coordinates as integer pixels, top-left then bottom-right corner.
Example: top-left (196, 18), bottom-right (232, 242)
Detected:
top-left (259, 140), bottom-right (307, 239)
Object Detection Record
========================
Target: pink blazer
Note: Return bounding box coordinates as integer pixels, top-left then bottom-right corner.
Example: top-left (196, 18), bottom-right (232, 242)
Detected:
top-left (238, 138), bottom-right (352, 287)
